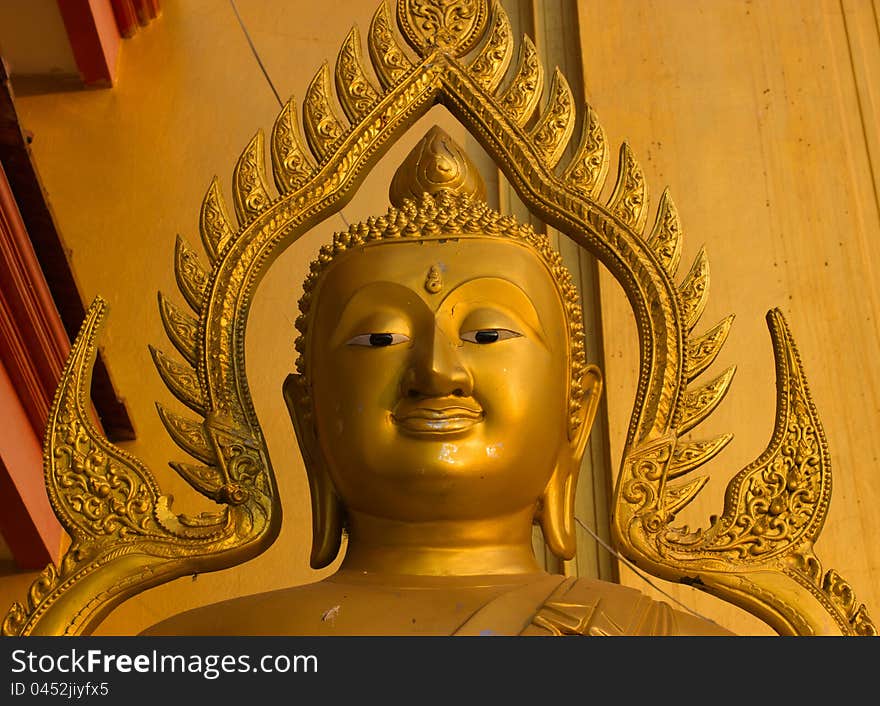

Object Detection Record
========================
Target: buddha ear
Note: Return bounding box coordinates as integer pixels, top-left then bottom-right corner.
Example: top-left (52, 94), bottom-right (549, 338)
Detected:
top-left (540, 365), bottom-right (603, 560)
top-left (282, 373), bottom-right (344, 569)
top-left (572, 364), bottom-right (603, 455)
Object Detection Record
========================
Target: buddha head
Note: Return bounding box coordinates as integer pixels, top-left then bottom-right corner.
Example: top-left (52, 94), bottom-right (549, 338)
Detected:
top-left (283, 127), bottom-right (603, 571)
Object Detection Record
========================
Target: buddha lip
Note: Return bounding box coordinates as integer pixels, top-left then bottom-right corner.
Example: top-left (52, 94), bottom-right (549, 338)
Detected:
top-left (392, 404), bottom-right (484, 434)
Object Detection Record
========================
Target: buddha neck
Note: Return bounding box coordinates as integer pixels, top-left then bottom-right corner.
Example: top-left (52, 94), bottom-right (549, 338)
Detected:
top-left (338, 507), bottom-right (543, 577)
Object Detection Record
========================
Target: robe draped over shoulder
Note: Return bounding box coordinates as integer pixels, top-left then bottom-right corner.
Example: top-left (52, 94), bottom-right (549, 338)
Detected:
top-left (453, 575), bottom-right (734, 636)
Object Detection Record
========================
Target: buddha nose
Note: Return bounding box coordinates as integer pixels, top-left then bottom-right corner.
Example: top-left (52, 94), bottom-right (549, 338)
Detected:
top-left (403, 324), bottom-right (474, 398)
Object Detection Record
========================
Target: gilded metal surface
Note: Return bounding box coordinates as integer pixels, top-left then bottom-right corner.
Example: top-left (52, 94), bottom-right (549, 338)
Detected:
top-left (648, 187), bottom-right (683, 276)
top-left (667, 434), bottom-right (733, 479)
top-left (157, 292), bottom-right (198, 366)
top-left (270, 97), bottom-right (315, 194)
top-left (148, 345), bottom-right (205, 415)
top-left (388, 124), bottom-right (487, 205)
top-left (303, 64), bottom-right (346, 161)
top-left (677, 366), bottom-right (736, 435)
top-left (468, 0), bottom-right (512, 92)
top-left (498, 35), bottom-right (543, 128)
top-left (173, 235), bottom-right (209, 313)
top-left (607, 142), bottom-right (648, 233)
top-left (678, 246), bottom-right (710, 331)
top-left (231, 131), bottom-right (271, 224)
top-left (6, 0), bottom-right (874, 636)
top-left (529, 68), bottom-right (576, 168)
top-left (368, 2), bottom-right (413, 89)
top-left (563, 104), bottom-right (609, 200)
top-left (199, 177), bottom-right (235, 262)
top-left (685, 314), bottom-right (735, 382)
top-left (336, 27), bottom-right (381, 124)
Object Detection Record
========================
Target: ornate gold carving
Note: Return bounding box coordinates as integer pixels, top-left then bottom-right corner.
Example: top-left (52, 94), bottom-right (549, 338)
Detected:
top-left (3, 299), bottom-right (271, 636)
top-left (271, 96), bottom-right (315, 194)
top-left (679, 246), bottom-right (710, 331)
top-left (529, 68), bottom-right (575, 168)
top-left (388, 125), bottom-right (486, 205)
top-left (607, 142), bottom-right (648, 233)
top-left (199, 177), bottom-right (234, 262)
top-left (232, 131), bottom-right (272, 225)
top-left (686, 314), bottom-right (735, 382)
top-left (157, 292), bottom-right (198, 366)
top-left (563, 104), bottom-right (609, 200)
top-left (173, 235), bottom-right (208, 313)
top-left (396, 0), bottom-right (487, 56)
top-left (336, 27), bottom-right (381, 124)
top-left (468, 0), bottom-right (512, 92)
top-left (498, 35), bottom-right (543, 128)
top-left (369, 1), bottom-right (414, 89)
top-left (303, 64), bottom-right (347, 162)
top-left (149, 346), bottom-right (204, 415)
top-left (9, 0), bottom-right (873, 637)
top-left (155, 404), bottom-right (217, 465)
top-left (648, 188), bottom-right (683, 276)
top-left (664, 475), bottom-right (709, 518)
top-left (677, 365), bottom-right (736, 435)
top-left (168, 462), bottom-right (224, 501)
top-left (668, 434), bottom-right (734, 479)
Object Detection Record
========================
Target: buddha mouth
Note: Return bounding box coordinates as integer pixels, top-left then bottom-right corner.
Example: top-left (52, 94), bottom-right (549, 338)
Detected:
top-left (392, 400), bottom-right (484, 435)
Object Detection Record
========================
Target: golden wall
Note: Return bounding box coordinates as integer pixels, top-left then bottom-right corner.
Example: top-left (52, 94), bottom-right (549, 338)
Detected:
top-left (579, 0), bottom-right (880, 634)
top-left (0, 0), bottom-right (877, 636)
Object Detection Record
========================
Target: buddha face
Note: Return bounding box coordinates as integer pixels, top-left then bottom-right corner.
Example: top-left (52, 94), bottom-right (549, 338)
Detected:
top-left (301, 235), bottom-right (579, 523)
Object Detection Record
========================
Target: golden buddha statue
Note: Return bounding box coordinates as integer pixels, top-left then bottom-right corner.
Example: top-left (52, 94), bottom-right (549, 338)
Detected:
top-left (4, 0), bottom-right (873, 638)
top-left (141, 128), bottom-right (732, 636)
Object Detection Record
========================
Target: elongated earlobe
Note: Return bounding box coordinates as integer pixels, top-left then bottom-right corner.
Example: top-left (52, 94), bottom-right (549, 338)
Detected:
top-left (540, 365), bottom-right (603, 559)
top-left (282, 373), bottom-right (344, 569)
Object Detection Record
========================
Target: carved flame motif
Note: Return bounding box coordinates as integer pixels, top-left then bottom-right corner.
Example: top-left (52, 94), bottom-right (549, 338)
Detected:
top-left (396, 0), bottom-right (487, 55)
top-left (5, 0), bottom-right (873, 636)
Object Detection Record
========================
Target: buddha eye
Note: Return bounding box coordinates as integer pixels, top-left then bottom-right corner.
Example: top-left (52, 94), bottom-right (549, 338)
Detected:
top-left (460, 329), bottom-right (521, 345)
top-left (346, 333), bottom-right (410, 347)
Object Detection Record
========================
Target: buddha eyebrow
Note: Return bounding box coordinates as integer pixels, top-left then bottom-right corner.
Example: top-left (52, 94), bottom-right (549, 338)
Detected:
top-left (439, 277), bottom-right (547, 342)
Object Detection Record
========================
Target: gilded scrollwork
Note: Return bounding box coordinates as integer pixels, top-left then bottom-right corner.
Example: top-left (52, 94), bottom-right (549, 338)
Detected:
top-left (271, 98), bottom-right (316, 194)
top-left (199, 177), bottom-right (235, 262)
top-left (678, 247), bottom-right (710, 331)
top-left (467, 1), bottom-right (512, 91)
top-left (498, 35), bottom-right (543, 127)
top-left (369, 2), bottom-right (414, 89)
top-left (396, 0), bottom-right (486, 55)
top-left (173, 235), bottom-right (209, 313)
top-left (564, 105), bottom-right (609, 199)
top-left (303, 65), bottom-right (346, 161)
top-left (648, 188), bottom-right (683, 276)
top-left (530, 68), bottom-right (576, 168)
top-left (607, 142), bottom-right (648, 233)
top-left (336, 27), bottom-right (381, 123)
top-left (685, 314), bottom-right (734, 381)
top-left (232, 131), bottom-right (271, 223)
top-left (158, 292), bottom-right (198, 366)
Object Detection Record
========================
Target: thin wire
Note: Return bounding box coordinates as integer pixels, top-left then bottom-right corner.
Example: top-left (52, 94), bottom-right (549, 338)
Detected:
top-left (228, 0), bottom-right (350, 231)
top-left (229, 0), bottom-right (283, 108)
top-left (574, 517), bottom-right (723, 626)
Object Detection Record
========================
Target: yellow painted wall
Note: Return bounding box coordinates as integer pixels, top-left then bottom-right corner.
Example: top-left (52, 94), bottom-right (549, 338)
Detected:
top-left (578, 0), bottom-right (880, 634)
top-left (1, 0), bottom-right (877, 636)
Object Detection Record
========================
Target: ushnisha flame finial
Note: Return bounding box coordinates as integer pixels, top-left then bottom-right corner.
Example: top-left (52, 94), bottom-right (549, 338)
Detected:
top-left (389, 126), bottom-right (487, 207)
